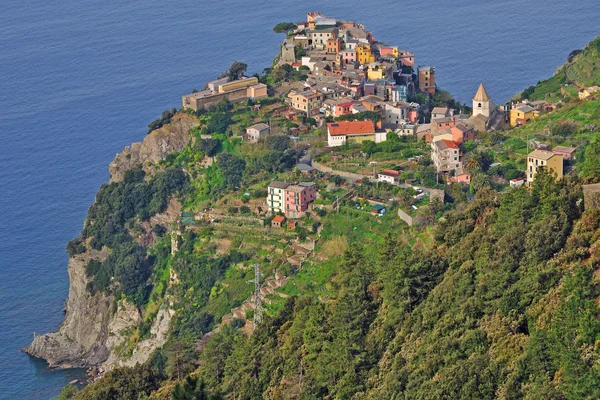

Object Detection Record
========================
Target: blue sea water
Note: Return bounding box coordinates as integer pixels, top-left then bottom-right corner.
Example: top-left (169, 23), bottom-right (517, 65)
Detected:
top-left (0, 0), bottom-right (597, 398)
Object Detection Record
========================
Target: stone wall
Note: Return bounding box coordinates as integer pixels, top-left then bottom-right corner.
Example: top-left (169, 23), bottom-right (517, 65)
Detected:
top-left (397, 209), bottom-right (414, 226)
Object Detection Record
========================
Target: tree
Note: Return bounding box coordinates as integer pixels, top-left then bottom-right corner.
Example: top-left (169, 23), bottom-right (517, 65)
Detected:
top-left (273, 22), bottom-right (297, 33)
top-left (266, 135), bottom-right (290, 151)
top-left (199, 139), bottom-right (221, 157)
top-left (216, 153), bottom-right (246, 189)
top-left (551, 120), bottom-right (577, 137)
top-left (225, 61), bottom-right (247, 81)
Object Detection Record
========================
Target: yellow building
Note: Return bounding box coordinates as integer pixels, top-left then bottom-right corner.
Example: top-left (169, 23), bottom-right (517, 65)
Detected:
top-left (366, 63), bottom-right (392, 80)
top-left (218, 77), bottom-right (259, 93)
top-left (578, 86), bottom-right (600, 100)
top-left (356, 44), bottom-right (375, 65)
top-left (510, 105), bottom-right (539, 127)
top-left (288, 90), bottom-right (323, 114)
top-left (527, 149), bottom-right (563, 185)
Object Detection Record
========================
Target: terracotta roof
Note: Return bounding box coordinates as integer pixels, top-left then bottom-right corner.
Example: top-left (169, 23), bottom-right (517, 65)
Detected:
top-left (379, 169), bottom-right (400, 176)
top-left (473, 83), bottom-right (490, 102)
top-left (327, 120), bottom-right (376, 136)
top-left (435, 139), bottom-right (459, 150)
top-left (272, 215), bottom-right (286, 223)
top-left (337, 101), bottom-right (355, 107)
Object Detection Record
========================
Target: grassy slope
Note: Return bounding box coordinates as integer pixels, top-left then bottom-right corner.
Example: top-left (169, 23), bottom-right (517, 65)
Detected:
top-left (518, 36), bottom-right (600, 101)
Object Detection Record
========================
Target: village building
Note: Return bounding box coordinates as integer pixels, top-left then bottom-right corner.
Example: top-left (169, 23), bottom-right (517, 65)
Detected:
top-left (245, 123), bottom-right (270, 143)
top-left (418, 66), bottom-right (436, 94)
top-left (451, 123), bottom-right (475, 144)
top-left (510, 177), bottom-right (526, 188)
top-left (296, 163), bottom-right (316, 175)
top-left (447, 170), bottom-right (471, 184)
top-left (365, 62), bottom-right (393, 80)
top-left (578, 86), bottom-right (600, 100)
top-left (379, 46), bottom-right (399, 59)
top-left (267, 181), bottom-right (317, 219)
top-left (271, 215), bottom-right (286, 228)
top-left (552, 145), bottom-right (577, 160)
top-left (431, 139), bottom-right (462, 174)
top-left (327, 120), bottom-right (383, 147)
top-left (527, 149), bottom-right (563, 185)
top-left (377, 169), bottom-right (401, 185)
top-left (356, 44), bottom-right (375, 65)
top-left (467, 83), bottom-right (505, 132)
top-left (288, 90), bottom-right (323, 115)
top-left (267, 181), bottom-right (289, 214)
top-left (283, 182), bottom-right (317, 219)
top-left (333, 100), bottom-right (355, 118)
top-left (431, 106), bottom-right (449, 119)
top-left (510, 104), bottom-right (539, 127)
top-left (398, 50), bottom-right (415, 68)
top-left (182, 76), bottom-right (266, 111)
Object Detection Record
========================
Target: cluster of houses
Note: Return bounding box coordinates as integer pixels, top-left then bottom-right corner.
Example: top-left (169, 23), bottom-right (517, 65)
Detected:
top-left (278, 12), bottom-right (427, 137)
top-left (267, 180), bottom-right (317, 220)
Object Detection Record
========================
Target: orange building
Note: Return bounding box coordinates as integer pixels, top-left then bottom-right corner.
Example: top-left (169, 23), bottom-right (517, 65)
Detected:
top-left (418, 65), bottom-right (436, 94)
top-left (327, 37), bottom-right (342, 54)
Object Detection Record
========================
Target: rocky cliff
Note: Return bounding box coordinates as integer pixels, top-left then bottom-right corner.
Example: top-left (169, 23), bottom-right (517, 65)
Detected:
top-left (24, 113), bottom-right (197, 369)
top-left (109, 113), bottom-right (198, 182)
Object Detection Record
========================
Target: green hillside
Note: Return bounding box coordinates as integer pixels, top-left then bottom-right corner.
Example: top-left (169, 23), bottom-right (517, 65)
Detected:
top-left (518, 36), bottom-right (600, 101)
top-left (55, 34), bottom-right (600, 400)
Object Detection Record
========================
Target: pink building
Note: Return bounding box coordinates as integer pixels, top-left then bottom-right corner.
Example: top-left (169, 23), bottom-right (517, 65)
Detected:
top-left (334, 101), bottom-right (355, 117)
top-left (341, 49), bottom-right (357, 65)
top-left (451, 124), bottom-right (475, 145)
top-left (552, 146), bottom-right (577, 160)
top-left (284, 182), bottom-right (317, 219)
top-left (407, 108), bottom-right (419, 123)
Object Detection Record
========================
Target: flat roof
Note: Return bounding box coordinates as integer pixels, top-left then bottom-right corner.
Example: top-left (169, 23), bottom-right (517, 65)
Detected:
top-left (269, 181), bottom-right (289, 189)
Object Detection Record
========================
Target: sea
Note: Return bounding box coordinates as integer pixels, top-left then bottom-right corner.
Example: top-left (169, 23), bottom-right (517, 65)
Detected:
top-left (0, 0), bottom-right (597, 398)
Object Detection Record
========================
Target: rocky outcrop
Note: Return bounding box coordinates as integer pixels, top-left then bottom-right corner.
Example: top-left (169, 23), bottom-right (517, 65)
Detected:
top-left (25, 113), bottom-right (193, 368)
top-left (24, 251), bottom-right (113, 368)
top-left (109, 113), bottom-right (198, 182)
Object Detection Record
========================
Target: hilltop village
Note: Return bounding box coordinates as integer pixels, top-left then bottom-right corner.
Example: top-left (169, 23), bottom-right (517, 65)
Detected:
top-left (179, 11), bottom-right (591, 217)
top-left (40, 12), bottom-right (600, 400)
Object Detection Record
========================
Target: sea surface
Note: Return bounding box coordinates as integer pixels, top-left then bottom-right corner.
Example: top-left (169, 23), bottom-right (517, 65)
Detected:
top-left (0, 0), bottom-right (597, 398)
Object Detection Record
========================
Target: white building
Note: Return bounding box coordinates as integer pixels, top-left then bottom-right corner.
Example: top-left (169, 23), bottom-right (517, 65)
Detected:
top-left (267, 181), bottom-right (289, 213)
top-left (245, 123), bottom-right (270, 143)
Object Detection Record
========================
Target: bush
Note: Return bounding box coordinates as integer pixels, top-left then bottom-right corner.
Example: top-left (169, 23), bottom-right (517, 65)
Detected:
top-left (551, 120), bottom-right (577, 137)
top-left (273, 22), bottom-right (297, 33)
top-left (66, 237), bottom-right (86, 257)
top-left (240, 206), bottom-right (251, 214)
top-left (147, 108), bottom-right (177, 134)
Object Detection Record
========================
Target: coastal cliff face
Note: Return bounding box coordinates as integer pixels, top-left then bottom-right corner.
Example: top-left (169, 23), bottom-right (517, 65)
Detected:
top-left (25, 113), bottom-right (196, 369)
top-left (109, 113), bottom-right (198, 182)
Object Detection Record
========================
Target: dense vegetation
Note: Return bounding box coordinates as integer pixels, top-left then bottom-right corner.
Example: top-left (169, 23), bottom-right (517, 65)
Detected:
top-left (56, 33), bottom-right (600, 400)
top-left (68, 167), bottom-right (188, 304)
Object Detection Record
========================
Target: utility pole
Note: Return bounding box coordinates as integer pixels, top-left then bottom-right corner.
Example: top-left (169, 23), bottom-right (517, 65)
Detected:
top-left (246, 264), bottom-right (264, 330)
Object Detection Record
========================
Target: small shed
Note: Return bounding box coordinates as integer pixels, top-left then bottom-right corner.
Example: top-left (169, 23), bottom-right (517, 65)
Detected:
top-left (296, 163), bottom-right (315, 175)
top-left (371, 204), bottom-right (386, 215)
top-left (287, 220), bottom-right (299, 230)
top-left (272, 215), bottom-right (286, 228)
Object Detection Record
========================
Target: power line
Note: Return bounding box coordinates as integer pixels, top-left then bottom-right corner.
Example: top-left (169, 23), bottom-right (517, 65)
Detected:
top-left (246, 263), bottom-right (264, 330)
